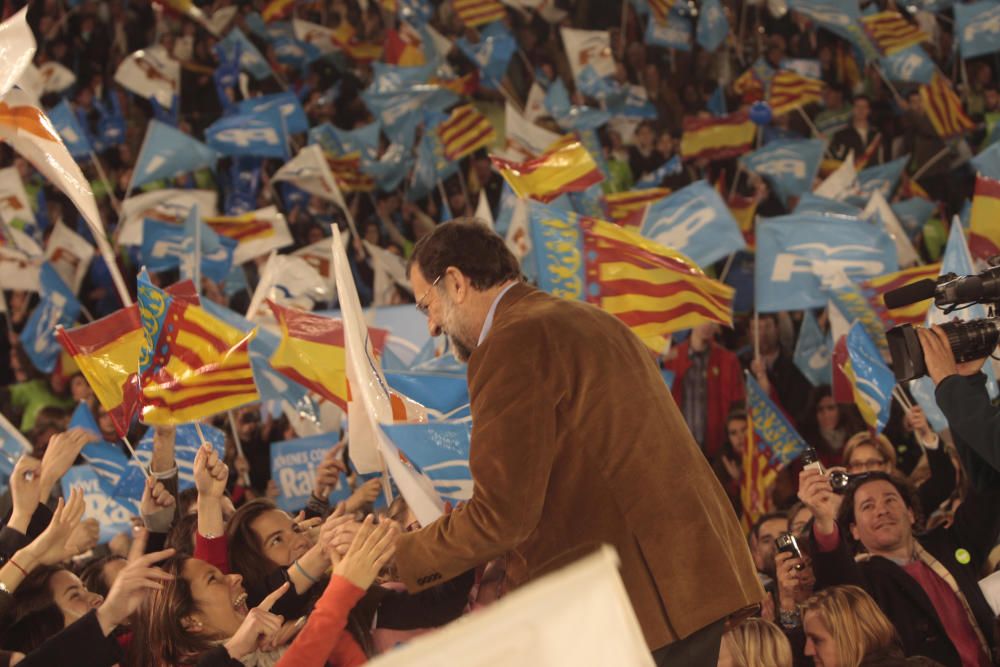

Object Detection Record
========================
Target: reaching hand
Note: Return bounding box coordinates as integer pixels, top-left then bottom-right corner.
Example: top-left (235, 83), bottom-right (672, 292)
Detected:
top-left (332, 515), bottom-right (398, 590)
top-left (223, 582), bottom-right (288, 659)
top-left (9, 456), bottom-right (43, 532)
top-left (22, 488), bottom-right (86, 566)
top-left (193, 442), bottom-right (228, 499)
top-left (39, 428), bottom-right (98, 500)
top-left (774, 551), bottom-right (810, 608)
top-left (313, 443), bottom-right (347, 499)
top-left (344, 478), bottom-right (382, 514)
top-left (140, 478), bottom-right (176, 534)
top-left (95, 532), bottom-right (174, 636)
top-left (797, 468), bottom-right (841, 535)
top-left (903, 405), bottom-right (932, 438)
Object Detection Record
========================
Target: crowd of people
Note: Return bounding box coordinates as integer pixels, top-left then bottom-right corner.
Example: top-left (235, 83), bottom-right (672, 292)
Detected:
top-left (0, 0), bottom-right (999, 664)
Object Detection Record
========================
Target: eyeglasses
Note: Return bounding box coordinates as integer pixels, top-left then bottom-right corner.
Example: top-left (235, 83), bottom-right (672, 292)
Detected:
top-left (415, 275), bottom-right (442, 316)
top-left (847, 458), bottom-right (887, 473)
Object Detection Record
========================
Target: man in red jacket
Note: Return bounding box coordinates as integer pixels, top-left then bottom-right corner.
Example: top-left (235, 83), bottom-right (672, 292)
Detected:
top-left (663, 323), bottom-right (745, 460)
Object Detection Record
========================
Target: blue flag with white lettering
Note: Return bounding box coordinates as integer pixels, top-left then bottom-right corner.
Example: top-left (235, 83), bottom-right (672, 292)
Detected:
top-left (62, 466), bottom-right (137, 544)
top-left (879, 45), bottom-right (935, 85)
top-left (793, 310), bottom-right (832, 387)
top-left (955, 1), bottom-right (1000, 59)
top-left (640, 181), bottom-right (746, 267)
top-left (48, 100), bottom-right (93, 160)
top-left (141, 214), bottom-right (237, 284)
top-left (846, 322), bottom-right (895, 433)
top-left (696, 0), bottom-right (729, 51)
top-left (755, 214), bottom-right (898, 312)
top-left (21, 264), bottom-right (81, 373)
top-left (206, 107), bottom-right (289, 159)
top-left (455, 22), bottom-right (517, 89)
top-left (384, 372), bottom-right (469, 414)
top-left (381, 422), bottom-right (472, 505)
top-left (856, 156), bottom-right (908, 201)
top-left (214, 27), bottom-right (275, 80)
top-left (271, 433), bottom-right (343, 512)
top-left (794, 192), bottom-right (863, 217)
top-left (236, 92), bottom-right (309, 134)
top-left (362, 86), bottom-right (458, 150)
top-left (132, 120), bottom-right (219, 189)
top-left (645, 10), bottom-right (692, 50)
top-left (742, 138), bottom-right (824, 205)
top-left (891, 197), bottom-right (935, 242)
top-left (114, 423), bottom-right (226, 502)
top-left (309, 121), bottom-right (381, 163)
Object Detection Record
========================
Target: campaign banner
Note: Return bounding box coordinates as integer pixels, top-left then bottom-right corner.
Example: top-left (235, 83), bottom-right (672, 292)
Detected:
top-left (270, 433), bottom-right (342, 512)
top-left (61, 465), bottom-right (138, 544)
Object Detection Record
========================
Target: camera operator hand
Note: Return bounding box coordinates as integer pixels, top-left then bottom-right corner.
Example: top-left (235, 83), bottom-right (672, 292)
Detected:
top-left (917, 325), bottom-right (988, 385)
top-left (797, 468), bottom-right (841, 536)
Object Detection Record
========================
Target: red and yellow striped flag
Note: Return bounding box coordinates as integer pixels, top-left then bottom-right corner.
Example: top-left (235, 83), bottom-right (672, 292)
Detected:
top-left (262, 0), bottom-right (296, 22)
top-left (582, 219), bottom-right (734, 352)
top-left (970, 175), bottom-right (1000, 261)
top-left (604, 188), bottom-right (671, 223)
top-left (138, 284), bottom-right (258, 424)
top-left (727, 192), bottom-right (757, 249)
top-left (437, 104), bottom-right (496, 161)
top-left (920, 72), bottom-right (974, 138)
top-left (861, 11), bottom-right (928, 56)
top-left (268, 301), bottom-right (389, 411)
top-left (491, 136), bottom-right (604, 203)
top-left (56, 307), bottom-right (145, 437)
top-left (680, 112), bottom-right (756, 162)
top-left (453, 0), bottom-right (507, 27)
top-left (732, 68), bottom-right (766, 102)
top-left (205, 212), bottom-right (277, 244)
top-left (768, 70), bottom-right (824, 116)
top-left (325, 152), bottom-right (375, 192)
top-left (860, 263), bottom-right (941, 327)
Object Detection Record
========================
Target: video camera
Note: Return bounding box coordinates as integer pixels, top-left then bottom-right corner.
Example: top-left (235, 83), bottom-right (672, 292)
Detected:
top-left (885, 265), bottom-right (1000, 382)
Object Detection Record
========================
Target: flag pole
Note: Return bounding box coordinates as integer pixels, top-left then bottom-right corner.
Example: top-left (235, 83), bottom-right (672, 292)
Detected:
top-left (910, 144), bottom-right (951, 182)
top-left (718, 252), bottom-right (737, 283)
top-left (456, 163), bottom-right (474, 215)
top-left (227, 410), bottom-right (251, 487)
top-left (0, 288), bottom-right (14, 339)
top-left (193, 205), bottom-right (202, 296)
top-left (121, 435), bottom-right (151, 480)
top-left (89, 151), bottom-right (121, 216)
top-left (794, 106), bottom-right (825, 141)
top-left (873, 64), bottom-right (906, 108)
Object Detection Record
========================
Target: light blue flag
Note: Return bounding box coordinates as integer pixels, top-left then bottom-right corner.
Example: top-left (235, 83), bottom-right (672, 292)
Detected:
top-left (409, 351), bottom-right (466, 375)
top-left (206, 107), bottom-right (289, 159)
top-left (273, 36), bottom-right (320, 70)
top-left (236, 92), bottom-right (309, 134)
top-left (846, 322), bottom-right (895, 433)
top-left (828, 281), bottom-right (889, 354)
top-left (21, 264), bottom-right (81, 373)
top-left (615, 85), bottom-right (659, 119)
top-left (0, 413), bottom-right (30, 481)
top-left (362, 86), bottom-right (458, 149)
top-left (363, 143), bottom-right (413, 192)
top-left (970, 141), bottom-right (1000, 179)
top-left (544, 79), bottom-right (611, 131)
top-left (455, 22), bottom-right (517, 89)
top-left (879, 45), bottom-right (935, 85)
top-left (308, 121), bottom-right (381, 163)
top-left (132, 120), bottom-right (219, 189)
top-left (69, 402), bottom-right (132, 498)
top-left (955, 1), bottom-right (1000, 59)
top-left (781, 58), bottom-right (822, 79)
top-left (746, 373), bottom-right (808, 467)
top-left (48, 100), bottom-right (93, 160)
top-left (794, 310), bottom-right (832, 387)
top-left (575, 129), bottom-right (612, 182)
top-left (408, 130), bottom-right (458, 201)
top-left (385, 372), bottom-right (469, 414)
top-left (493, 181), bottom-right (517, 237)
top-left (114, 423), bottom-right (227, 502)
top-left (891, 197), bottom-right (936, 242)
top-left (910, 220), bottom-right (1000, 430)
top-left (271, 433), bottom-right (343, 512)
top-left (645, 11), bottom-right (692, 50)
top-left (755, 214), bottom-right (898, 312)
top-left (635, 155), bottom-right (683, 189)
top-left (178, 210), bottom-right (236, 284)
top-left (707, 85), bottom-right (727, 117)
top-left (640, 181), bottom-right (746, 267)
top-left (794, 192), bottom-right (863, 217)
top-left (696, 0), bottom-right (729, 51)
top-left (215, 28), bottom-right (274, 80)
top-left (742, 138), bottom-right (824, 205)
top-left (62, 466), bottom-right (138, 544)
top-left (381, 422), bottom-right (472, 504)
top-left (141, 216), bottom-right (237, 284)
top-left (856, 156), bottom-right (909, 201)
top-left (787, 0), bottom-right (878, 62)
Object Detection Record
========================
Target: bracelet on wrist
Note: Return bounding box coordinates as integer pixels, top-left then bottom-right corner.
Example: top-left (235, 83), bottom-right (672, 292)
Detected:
top-left (293, 559), bottom-right (318, 584)
top-left (8, 559), bottom-right (28, 578)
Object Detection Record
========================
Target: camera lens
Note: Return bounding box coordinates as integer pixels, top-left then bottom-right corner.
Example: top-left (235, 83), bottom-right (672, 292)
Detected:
top-left (830, 471), bottom-right (850, 492)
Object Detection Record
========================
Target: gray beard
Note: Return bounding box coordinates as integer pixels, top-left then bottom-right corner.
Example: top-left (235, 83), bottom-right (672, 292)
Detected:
top-left (449, 335), bottom-right (474, 362)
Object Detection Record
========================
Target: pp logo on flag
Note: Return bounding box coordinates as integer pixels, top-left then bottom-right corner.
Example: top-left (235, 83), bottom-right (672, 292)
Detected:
top-left (772, 243), bottom-right (888, 286)
top-left (963, 14), bottom-right (1000, 43)
top-left (31, 293), bottom-right (67, 356)
top-left (896, 53), bottom-right (925, 80)
top-left (646, 198), bottom-right (717, 250)
top-left (756, 157), bottom-right (807, 179)
top-left (214, 127), bottom-right (281, 147)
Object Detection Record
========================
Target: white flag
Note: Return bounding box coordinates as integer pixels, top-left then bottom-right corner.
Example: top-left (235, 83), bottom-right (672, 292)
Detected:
top-left (0, 8), bottom-right (36, 99)
top-left (45, 222), bottom-right (94, 294)
top-left (363, 240), bottom-right (412, 306)
top-left (292, 19), bottom-right (343, 56)
top-left (814, 151), bottom-right (857, 201)
top-left (560, 27), bottom-right (615, 82)
top-left (15, 63), bottom-right (43, 102)
top-left (863, 190), bottom-right (920, 268)
top-left (500, 103), bottom-right (560, 162)
top-left (504, 197), bottom-right (531, 265)
top-left (0, 252), bottom-right (40, 291)
top-left (38, 62), bottom-right (76, 94)
top-left (114, 46), bottom-right (180, 108)
top-left (0, 89), bottom-right (130, 305)
top-left (0, 166), bottom-right (36, 228)
top-left (524, 82), bottom-right (547, 123)
top-left (118, 188), bottom-right (219, 246)
top-left (207, 5), bottom-right (238, 36)
top-left (246, 252), bottom-right (331, 319)
top-left (272, 145), bottom-right (347, 210)
top-left (475, 189), bottom-right (494, 229)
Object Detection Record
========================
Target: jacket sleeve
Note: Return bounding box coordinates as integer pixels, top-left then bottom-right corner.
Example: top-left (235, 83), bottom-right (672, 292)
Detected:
top-left (935, 373), bottom-right (1000, 491)
top-left (809, 524), bottom-right (865, 592)
top-left (370, 569), bottom-right (474, 630)
top-left (14, 610), bottom-right (120, 667)
top-left (0, 527), bottom-right (28, 564)
top-left (394, 322), bottom-right (561, 592)
top-left (194, 534), bottom-right (229, 574)
top-left (916, 446), bottom-right (956, 515)
top-left (275, 575), bottom-right (366, 667)
top-left (248, 568), bottom-right (316, 620)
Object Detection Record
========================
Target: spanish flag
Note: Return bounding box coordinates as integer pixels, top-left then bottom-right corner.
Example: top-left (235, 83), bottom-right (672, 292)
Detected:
top-left (56, 307), bottom-right (145, 437)
top-left (268, 301), bottom-right (389, 411)
top-left (679, 112), bottom-right (756, 162)
top-left (969, 174), bottom-right (1000, 261)
top-left (438, 105), bottom-right (496, 162)
top-left (604, 188), bottom-right (671, 223)
top-left (920, 72), bottom-right (974, 138)
top-left (383, 24), bottom-right (427, 67)
top-left (768, 70), bottom-right (824, 116)
top-left (582, 219), bottom-right (734, 352)
top-left (860, 263), bottom-right (941, 327)
top-left (453, 0), bottom-right (507, 27)
top-left (491, 136), bottom-right (604, 203)
top-left (326, 152), bottom-right (375, 192)
top-left (727, 192), bottom-right (757, 249)
top-left (205, 211), bottom-right (278, 244)
top-left (137, 278), bottom-right (258, 424)
top-left (861, 11), bottom-right (928, 56)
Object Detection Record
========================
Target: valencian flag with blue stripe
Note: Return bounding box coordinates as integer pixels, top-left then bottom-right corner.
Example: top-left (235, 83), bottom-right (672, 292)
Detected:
top-left (743, 372), bottom-right (808, 526)
top-left (137, 271), bottom-right (258, 424)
